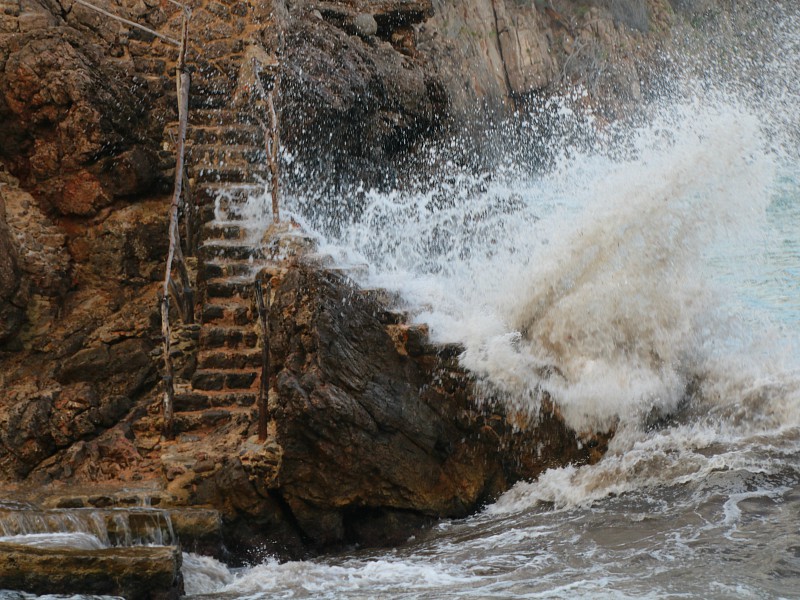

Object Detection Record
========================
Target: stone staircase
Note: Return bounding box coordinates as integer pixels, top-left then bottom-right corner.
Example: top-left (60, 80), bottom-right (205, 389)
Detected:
top-left (168, 37), bottom-right (274, 439)
top-left (92, 0), bottom-right (284, 441)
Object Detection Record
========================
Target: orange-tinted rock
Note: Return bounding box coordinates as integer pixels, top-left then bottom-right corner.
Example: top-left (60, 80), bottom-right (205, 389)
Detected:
top-left (58, 171), bottom-right (109, 216)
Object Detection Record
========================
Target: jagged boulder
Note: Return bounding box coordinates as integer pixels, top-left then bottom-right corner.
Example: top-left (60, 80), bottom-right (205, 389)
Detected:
top-left (249, 263), bottom-right (609, 549)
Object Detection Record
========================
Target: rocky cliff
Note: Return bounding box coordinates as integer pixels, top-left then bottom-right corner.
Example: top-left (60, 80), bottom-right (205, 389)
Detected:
top-left (0, 0), bottom-right (734, 573)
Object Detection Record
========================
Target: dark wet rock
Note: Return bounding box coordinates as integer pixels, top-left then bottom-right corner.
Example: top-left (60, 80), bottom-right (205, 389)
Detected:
top-left (281, 12), bottom-right (446, 185)
top-left (0, 192), bottom-right (25, 343)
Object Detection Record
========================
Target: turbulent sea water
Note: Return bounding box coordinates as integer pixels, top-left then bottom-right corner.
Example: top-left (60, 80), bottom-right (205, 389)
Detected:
top-left (4, 5), bottom-right (800, 600)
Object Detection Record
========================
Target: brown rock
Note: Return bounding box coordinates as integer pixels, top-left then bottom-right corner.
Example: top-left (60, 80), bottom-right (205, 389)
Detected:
top-left (0, 29), bottom-right (160, 214)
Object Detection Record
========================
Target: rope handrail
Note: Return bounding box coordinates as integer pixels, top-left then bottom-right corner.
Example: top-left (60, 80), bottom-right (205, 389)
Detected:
top-left (72, 0), bottom-right (187, 46)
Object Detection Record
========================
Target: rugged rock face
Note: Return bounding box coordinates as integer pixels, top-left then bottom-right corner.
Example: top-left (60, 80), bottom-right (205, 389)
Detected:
top-left (0, 0), bottom-right (724, 582)
top-left (260, 264), bottom-right (608, 549)
top-left (419, 0), bottom-right (675, 118)
top-left (149, 262), bottom-right (609, 561)
top-left (0, 27), bottom-right (163, 216)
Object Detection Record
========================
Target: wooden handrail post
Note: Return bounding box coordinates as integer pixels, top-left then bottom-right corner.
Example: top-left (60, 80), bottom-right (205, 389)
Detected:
top-left (266, 90), bottom-right (280, 224)
top-left (160, 294), bottom-right (175, 440)
top-left (161, 8), bottom-right (191, 440)
top-left (254, 277), bottom-right (272, 442)
top-left (250, 57), bottom-right (281, 224)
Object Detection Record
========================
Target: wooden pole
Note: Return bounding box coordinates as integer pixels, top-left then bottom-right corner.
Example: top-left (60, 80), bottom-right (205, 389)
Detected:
top-left (182, 171), bottom-right (195, 257)
top-left (161, 9), bottom-right (191, 440)
top-left (251, 58), bottom-right (281, 224)
top-left (254, 277), bottom-right (271, 442)
top-left (266, 90), bottom-right (280, 224)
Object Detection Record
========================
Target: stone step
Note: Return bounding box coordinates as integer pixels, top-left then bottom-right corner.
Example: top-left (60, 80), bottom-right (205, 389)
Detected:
top-left (198, 349), bottom-right (262, 370)
top-left (188, 124), bottom-right (263, 146)
top-left (200, 258), bottom-right (257, 281)
top-left (208, 196), bottom-right (274, 223)
top-left (190, 109), bottom-right (259, 127)
top-left (200, 299), bottom-right (252, 326)
top-left (199, 325), bottom-right (258, 349)
top-left (189, 76), bottom-right (236, 95)
top-left (203, 221), bottom-right (244, 241)
top-left (200, 240), bottom-right (266, 261)
top-left (189, 144), bottom-right (266, 169)
top-left (192, 165), bottom-right (269, 184)
top-left (191, 368), bottom-right (259, 391)
top-left (195, 182), bottom-right (265, 204)
top-left (174, 390), bottom-right (257, 411)
top-left (174, 408), bottom-right (236, 433)
top-left (204, 275), bottom-right (260, 299)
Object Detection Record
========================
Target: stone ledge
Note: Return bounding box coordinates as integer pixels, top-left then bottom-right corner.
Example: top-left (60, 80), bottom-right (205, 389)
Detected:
top-left (0, 543), bottom-right (183, 599)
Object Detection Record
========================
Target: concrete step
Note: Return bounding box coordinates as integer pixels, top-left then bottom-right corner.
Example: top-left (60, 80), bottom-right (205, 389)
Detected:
top-left (191, 368), bottom-right (259, 391)
top-left (198, 349), bottom-right (262, 370)
top-left (199, 325), bottom-right (258, 349)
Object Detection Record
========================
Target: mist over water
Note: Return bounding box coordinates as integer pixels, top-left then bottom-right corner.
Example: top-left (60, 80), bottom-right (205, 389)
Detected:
top-left (174, 5), bottom-right (800, 597)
